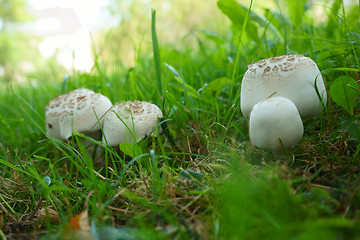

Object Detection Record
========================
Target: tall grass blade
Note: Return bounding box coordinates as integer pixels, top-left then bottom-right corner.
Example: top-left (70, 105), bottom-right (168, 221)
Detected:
top-left (275, 0), bottom-right (288, 54)
top-left (151, 10), bottom-right (163, 99)
top-left (217, 0), bottom-right (254, 83)
top-left (286, 0), bottom-right (307, 26)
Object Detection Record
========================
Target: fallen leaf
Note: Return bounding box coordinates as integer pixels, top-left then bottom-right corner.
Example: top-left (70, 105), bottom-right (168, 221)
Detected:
top-left (69, 210), bottom-right (90, 231)
top-left (64, 209), bottom-right (93, 240)
top-left (37, 207), bottom-right (59, 224)
top-left (0, 210), bottom-right (3, 229)
top-left (2, 220), bottom-right (35, 234)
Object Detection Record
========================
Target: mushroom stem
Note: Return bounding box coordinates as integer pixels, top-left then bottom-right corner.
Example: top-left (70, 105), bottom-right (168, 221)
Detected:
top-left (271, 150), bottom-right (287, 160)
top-left (271, 139), bottom-right (289, 160)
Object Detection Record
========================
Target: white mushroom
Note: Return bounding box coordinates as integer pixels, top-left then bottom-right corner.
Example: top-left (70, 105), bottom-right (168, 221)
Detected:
top-left (249, 96), bottom-right (304, 151)
top-left (102, 100), bottom-right (163, 146)
top-left (241, 54), bottom-right (327, 119)
top-left (45, 88), bottom-right (112, 140)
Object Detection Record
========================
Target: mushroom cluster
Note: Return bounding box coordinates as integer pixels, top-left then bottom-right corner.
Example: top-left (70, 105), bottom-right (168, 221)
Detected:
top-left (241, 54), bottom-right (327, 152)
top-left (45, 88), bottom-right (163, 147)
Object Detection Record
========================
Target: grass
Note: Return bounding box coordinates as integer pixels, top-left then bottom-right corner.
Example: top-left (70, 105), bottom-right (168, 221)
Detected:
top-left (0, 0), bottom-right (360, 239)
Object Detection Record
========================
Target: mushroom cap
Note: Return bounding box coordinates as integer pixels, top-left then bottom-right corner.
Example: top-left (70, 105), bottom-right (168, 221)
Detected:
top-left (45, 88), bottom-right (112, 140)
top-left (102, 100), bottom-right (163, 146)
top-left (241, 54), bottom-right (327, 119)
top-left (249, 96), bottom-right (304, 151)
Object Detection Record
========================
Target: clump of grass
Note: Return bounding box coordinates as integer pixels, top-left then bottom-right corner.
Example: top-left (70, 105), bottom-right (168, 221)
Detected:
top-left (0, 0), bottom-right (360, 239)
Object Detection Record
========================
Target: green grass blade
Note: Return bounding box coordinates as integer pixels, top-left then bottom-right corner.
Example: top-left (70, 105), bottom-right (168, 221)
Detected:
top-left (151, 9), bottom-right (163, 99)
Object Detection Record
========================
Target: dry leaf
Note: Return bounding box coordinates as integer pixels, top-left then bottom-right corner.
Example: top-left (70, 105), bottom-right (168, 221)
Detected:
top-left (64, 209), bottom-right (93, 240)
top-left (0, 210), bottom-right (3, 229)
top-left (69, 210), bottom-right (90, 231)
top-left (37, 207), bottom-right (60, 224)
top-left (64, 192), bottom-right (94, 239)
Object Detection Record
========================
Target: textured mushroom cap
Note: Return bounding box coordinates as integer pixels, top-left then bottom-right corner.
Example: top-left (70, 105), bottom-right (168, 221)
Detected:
top-left (241, 54), bottom-right (327, 119)
top-left (249, 96), bottom-right (304, 151)
top-left (45, 88), bottom-right (112, 140)
top-left (102, 100), bottom-right (163, 146)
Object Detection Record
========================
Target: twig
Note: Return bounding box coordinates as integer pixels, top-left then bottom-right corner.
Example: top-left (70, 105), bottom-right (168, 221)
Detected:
top-left (25, 196), bottom-right (44, 220)
top-left (0, 203), bottom-right (17, 222)
top-left (93, 170), bottom-right (106, 180)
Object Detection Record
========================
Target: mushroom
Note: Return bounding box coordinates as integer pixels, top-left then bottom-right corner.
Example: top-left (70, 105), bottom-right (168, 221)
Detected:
top-left (249, 96), bottom-right (304, 151)
top-left (102, 100), bottom-right (163, 146)
top-left (241, 54), bottom-right (327, 119)
top-left (45, 88), bottom-right (112, 140)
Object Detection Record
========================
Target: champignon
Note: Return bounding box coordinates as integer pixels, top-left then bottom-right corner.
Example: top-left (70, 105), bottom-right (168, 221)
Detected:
top-left (241, 54), bottom-right (327, 119)
top-left (249, 96), bottom-right (304, 151)
top-left (102, 100), bottom-right (163, 146)
top-left (45, 88), bottom-right (112, 140)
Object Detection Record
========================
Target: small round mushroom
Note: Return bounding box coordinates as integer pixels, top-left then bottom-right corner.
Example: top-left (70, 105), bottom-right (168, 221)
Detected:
top-left (241, 54), bottom-right (327, 119)
top-left (102, 100), bottom-right (163, 146)
top-left (45, 88), bottom-right (112, 140)
top-left (249, 96), bottom-right (304, 151)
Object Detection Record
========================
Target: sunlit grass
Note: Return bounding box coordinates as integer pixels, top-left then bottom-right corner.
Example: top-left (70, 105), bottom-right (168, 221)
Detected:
top-left (0, 0), bottom-right (360, 239)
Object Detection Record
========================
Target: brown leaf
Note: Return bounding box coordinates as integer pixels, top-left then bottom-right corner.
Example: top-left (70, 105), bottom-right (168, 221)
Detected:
top-left (63, 192), bottom-right (94, 239)
top-left (37, 207), bottom-right (59, 224)
top-left (64, 209), bottom-right (93, 240)
top-left (2, 220), bottom-right (35, 234)
top-left (0, 210), bottom-right (3, 229)
top-left (69, 210), bottom-right (90, 231)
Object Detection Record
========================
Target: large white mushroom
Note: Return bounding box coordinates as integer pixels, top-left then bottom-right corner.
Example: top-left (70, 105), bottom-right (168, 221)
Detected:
top-left (102, 100), bottom-right (163, 146)
top-left (45, 88), bottom-right (112, 140)
top-left (249, 96), bottom-right (304, 151)
top-left (241, 54), bottom-right (327, 119)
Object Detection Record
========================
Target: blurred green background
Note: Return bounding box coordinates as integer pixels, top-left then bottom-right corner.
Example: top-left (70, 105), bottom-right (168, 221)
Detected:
top-left (0, 0), bottom-right (355, 86)
top-left (0, 0), bottom-right (230, 84)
